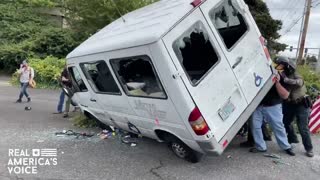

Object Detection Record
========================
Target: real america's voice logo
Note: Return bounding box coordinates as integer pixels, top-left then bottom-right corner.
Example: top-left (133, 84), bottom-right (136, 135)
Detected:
top-left (7, 149), bottom-right (58, 174)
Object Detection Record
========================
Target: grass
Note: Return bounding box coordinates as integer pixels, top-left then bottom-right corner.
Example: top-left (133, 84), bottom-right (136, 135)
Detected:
top-left (71, 113), bottom-right (98, 128)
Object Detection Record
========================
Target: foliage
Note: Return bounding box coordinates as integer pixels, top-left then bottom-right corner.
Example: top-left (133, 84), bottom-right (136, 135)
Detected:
top-left (306, 56), bottom-right (318, 63)
top-left (62, 0), bottom-right (158, 37)
top-left (11, 56), bottom-right (65, 89)
top-left (244, 0), bottom-right (287, 52)
top-left (297, 65), bottom-right (320, 100)
top-left (72, 113), bottom-right (98, 128)
top-left (0, 0), bottom-right (80, 73)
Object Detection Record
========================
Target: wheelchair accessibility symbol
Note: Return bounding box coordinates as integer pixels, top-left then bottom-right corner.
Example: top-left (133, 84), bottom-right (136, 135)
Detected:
top-left (254, 73), bottom-right (263, 87)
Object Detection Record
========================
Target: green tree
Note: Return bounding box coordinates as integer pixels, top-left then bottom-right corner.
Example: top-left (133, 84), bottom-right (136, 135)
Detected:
top-left (244, 0), bottom-right (287, 52)
top-left (0, 0), bottom-right (79, 72)
top-left (63, 0), bottom-right (158, 37)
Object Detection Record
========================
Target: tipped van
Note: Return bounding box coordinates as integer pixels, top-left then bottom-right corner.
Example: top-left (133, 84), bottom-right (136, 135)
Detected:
top-left (66, 0), bottom-right (274, 162)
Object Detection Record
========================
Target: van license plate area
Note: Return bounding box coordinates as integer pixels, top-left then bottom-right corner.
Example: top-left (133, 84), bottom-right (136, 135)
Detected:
top-left (218, 101), bottom-right (235, 121)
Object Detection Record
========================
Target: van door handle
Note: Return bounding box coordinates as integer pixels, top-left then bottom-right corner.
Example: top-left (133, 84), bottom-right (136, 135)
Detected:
top-left (90, 98), bottom-right (97, 102)
top-left (232, 56), bottom-right (243, 69)
top-left (80, 104), bottom-right (88, 108)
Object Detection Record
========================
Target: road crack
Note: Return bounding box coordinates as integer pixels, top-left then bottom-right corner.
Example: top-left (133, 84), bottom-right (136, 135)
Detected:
top-left (149, 160), bottom-right (164, 180)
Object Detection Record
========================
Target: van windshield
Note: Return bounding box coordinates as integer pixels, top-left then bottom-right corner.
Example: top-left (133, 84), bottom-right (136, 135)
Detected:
top-left (172, 21), bottom-right (220, 85)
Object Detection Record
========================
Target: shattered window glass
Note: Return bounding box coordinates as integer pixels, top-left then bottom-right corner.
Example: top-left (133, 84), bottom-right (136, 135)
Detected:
top-left (68, 67), bottom-right (88, 92)
top-left (80, 61), bottom-right (121, 94)
top-left (110, 56), bottom-right (167, 99)
top-left (209, 0), bottom-right (248, 49)
top-left (172, 21), bottom-right (219, 85)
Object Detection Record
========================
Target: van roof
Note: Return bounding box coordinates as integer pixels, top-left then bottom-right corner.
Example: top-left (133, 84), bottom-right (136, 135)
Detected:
top-left (67, 0), bottom-right (194, 59)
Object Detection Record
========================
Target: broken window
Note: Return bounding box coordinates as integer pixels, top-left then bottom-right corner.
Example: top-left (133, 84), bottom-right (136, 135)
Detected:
top-left (68, 66), bottom-right (88, 92)
top-left (172, 21), bottom-right (219, 85)
top-left (80, 61), bottom-right (121, 94)
top-left (110, 56), bottom-right (166, 99)
top-left (209, 0), bottom-right (248, 49)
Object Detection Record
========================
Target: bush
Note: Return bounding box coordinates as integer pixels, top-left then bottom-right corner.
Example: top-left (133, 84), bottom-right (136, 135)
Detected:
top-left (297, 65), bottom-right (320, 100)
top-left (72, 113), bottom-right (98, 128)
top-left (11, 56), bottom-right (65, 89)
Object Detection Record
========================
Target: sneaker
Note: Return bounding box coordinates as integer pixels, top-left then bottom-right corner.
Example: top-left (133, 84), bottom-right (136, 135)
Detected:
top-left (306, 150), bottom-right (314, 157)
top-left (249, 147), bottom-right (267, 153)
top-left (27, 97), bottom-right (31, 102)
top-left (63, 113), bottom-right (69, 118)
top-left (240, 141), bottom-right (254, 148)
top-left (285, 148), bottom-right (295, 156)
top-left (16, 99), bottom-right (22, 103)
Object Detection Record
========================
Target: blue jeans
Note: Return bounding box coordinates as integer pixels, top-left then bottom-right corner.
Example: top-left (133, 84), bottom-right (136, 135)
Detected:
top-left (251, 104), bottom-right (291, 151)
top-left (57, 90), bottom-right (65, 113)
top-left (19, 82), bottom-right (29, 100)
top-left (283, 103), bottom-right (313, 151)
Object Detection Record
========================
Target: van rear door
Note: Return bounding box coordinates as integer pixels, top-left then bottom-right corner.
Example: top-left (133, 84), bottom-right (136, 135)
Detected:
top-left (200, 0), bottom-right (273, 103)
top-left (163, 9), bottom-right (247, 141)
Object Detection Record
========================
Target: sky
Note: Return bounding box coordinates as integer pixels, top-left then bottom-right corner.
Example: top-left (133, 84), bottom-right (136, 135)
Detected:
top-left (264, 0), bottom-right (320, 58)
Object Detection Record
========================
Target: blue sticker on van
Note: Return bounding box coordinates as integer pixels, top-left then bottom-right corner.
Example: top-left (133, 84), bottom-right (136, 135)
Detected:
top-left (254, 73), bottom-right (263, 87)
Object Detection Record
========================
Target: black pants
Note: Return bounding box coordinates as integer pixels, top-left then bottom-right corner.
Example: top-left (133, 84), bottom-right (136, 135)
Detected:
top-left (283, 103), bottom-right (313, 151)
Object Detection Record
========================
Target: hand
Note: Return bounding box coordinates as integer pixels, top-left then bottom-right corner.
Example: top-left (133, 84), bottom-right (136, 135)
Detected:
top-left (274, 73), bottom-right (280, 83)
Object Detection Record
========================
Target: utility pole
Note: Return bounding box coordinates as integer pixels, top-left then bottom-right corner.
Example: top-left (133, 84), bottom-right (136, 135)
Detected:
top-left (297, 0), bottom-right (312, 65)
top-left (318, 49), bottom-right (320, 72)
top-left (295, 0), bottom-right (308, 60)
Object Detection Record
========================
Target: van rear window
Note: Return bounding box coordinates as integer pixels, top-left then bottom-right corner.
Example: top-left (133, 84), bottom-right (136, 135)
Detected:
top-left (209, 0), bottom-right (248, 49)
top-left (172, 21), bottom-right (219, 85)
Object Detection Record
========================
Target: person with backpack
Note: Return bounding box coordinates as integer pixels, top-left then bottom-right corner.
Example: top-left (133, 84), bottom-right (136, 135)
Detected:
top-left (16, 60), bottom-right (34, 103)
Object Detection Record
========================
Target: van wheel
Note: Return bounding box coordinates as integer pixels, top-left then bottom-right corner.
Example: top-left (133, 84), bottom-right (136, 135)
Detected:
top-left (168, 138), bottom-right (203, 163)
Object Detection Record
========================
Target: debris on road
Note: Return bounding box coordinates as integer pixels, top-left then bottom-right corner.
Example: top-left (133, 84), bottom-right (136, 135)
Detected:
top-left (55, 130), bottom-right (94, 138)
top-left (25, 106), bottom-right (32, 111)
top-left (272, 159), bottom-right (290, 166)
top-left (98, 130), bottom-right (113, 139)
top-left (263, 153), bottom-right (281, 159)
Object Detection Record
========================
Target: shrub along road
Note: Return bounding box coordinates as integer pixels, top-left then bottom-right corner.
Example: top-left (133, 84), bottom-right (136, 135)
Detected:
top-left (0, 76), bottom-right (319, 180)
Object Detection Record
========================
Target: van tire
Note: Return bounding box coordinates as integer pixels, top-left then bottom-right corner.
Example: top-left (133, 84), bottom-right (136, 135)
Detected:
top-left (167, 137), bottom-right (203, 163)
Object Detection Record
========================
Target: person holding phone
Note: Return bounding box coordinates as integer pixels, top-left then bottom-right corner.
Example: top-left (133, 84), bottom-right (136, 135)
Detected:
top-left (16, 60), bottom-right (34, 103)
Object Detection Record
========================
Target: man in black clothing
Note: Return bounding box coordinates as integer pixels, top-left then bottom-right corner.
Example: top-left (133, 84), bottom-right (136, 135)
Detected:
top-left (274, 56), bottom-right (314, 157)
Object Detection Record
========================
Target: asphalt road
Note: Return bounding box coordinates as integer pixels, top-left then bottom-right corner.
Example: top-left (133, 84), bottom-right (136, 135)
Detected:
top-left (0, 76), bottom-right (320, 180)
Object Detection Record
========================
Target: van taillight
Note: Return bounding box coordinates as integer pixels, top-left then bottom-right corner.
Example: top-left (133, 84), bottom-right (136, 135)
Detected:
top-left (259, 36), bottom-right (271, 61)
top-left (191, 0), bottom-right (202, 7)
top-left (188, 107), bottom-right (209, 135)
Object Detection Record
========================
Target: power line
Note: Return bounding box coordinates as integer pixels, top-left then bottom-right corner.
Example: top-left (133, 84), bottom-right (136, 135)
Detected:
top-left (280, 1), bottom-right (319, 36)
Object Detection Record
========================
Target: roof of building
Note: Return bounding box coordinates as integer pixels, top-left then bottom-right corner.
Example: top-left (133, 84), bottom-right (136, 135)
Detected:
top-left (67, 0), bottom-right (194, 59)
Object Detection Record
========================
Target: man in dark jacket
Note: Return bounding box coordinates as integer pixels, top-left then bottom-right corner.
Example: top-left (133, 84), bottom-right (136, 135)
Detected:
top-left (274, 56), bottom-right (314, 157)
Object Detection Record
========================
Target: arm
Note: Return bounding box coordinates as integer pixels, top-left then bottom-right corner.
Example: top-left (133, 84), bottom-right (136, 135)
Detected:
top-left (17, 65), bottom-right (23, 74)
top-left (281, 72), bottom-right (304, 87)
top-left (275, 81), bottom-right (289, 100)
top-left (62, 76), bottom-right (69, 82)
top-left (30, 68), bottom-right (35, 79)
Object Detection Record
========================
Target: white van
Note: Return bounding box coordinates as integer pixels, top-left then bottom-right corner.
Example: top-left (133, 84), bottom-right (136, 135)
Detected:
top-left (66, 0), bottom-right (275, 162)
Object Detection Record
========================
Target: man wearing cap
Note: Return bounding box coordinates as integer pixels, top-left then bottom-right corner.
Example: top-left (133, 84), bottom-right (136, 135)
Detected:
top-left (274, 56), bottom-right (314, 157)
top-left (16, 60), bottom-right (34, 103)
